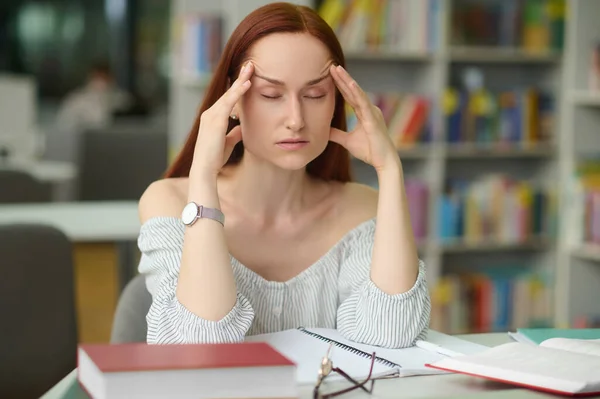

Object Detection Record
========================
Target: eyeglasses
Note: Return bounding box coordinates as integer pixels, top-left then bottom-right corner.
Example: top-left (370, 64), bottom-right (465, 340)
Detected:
top-left (312, 343), bottom-right (377, 399)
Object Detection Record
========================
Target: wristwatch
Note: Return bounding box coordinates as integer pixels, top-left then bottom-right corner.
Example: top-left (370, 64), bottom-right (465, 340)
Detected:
top-left (181, 202), bottom-right (225, 226)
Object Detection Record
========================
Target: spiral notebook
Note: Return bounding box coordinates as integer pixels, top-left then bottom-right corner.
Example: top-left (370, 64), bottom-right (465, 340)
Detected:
top-left (245, 327), bottom-right (487, 384)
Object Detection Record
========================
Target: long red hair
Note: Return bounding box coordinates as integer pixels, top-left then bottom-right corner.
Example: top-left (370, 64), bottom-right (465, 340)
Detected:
top-left (165, 2), bottom-right (351, 182)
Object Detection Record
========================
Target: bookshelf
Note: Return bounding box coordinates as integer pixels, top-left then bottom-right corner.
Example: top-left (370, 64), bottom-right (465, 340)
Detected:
top-left (556, 0), bottom-right (600, 329)
top-left (168, 0), bottom-right (600, 332)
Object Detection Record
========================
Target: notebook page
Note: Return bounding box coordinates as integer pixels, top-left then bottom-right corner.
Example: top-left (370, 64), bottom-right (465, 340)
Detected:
top-left (424, 330), bottom-right (490, 355)
top-left (245, 329), bottom-right (393, 384)
top-left (306, 328), bottom-right (446, 375)
top-left (433, 342), bottom-right (600, 393)
top-left (541, 338), bottom-right (600, 357)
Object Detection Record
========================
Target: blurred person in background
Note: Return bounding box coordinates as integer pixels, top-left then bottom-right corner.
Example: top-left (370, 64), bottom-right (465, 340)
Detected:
top-left (54, 60), bottom-right (132, 134)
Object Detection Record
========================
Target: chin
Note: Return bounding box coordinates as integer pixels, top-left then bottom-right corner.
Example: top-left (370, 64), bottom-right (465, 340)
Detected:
top-left (270, 154), bottom-right (314, 171)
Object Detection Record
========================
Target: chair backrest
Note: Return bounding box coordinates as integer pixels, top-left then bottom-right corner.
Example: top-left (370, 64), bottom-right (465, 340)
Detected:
top-left (77, 126), bottom-right (168, 201)
top-left (0, 224), bottom-right (78, 399)
top-left (110, 273), bottom-right (152, 344)
top-left (0, 169), bottom-right (52, 203)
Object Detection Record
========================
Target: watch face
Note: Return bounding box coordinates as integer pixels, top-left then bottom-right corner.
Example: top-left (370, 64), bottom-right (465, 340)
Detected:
top-left (181, 202), bottom-right (198, 225)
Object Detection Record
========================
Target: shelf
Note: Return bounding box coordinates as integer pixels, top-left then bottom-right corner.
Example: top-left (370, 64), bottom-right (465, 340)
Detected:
top-left (570, 90), bottom-right (600, 107)
top-left (572, 244), bottom-right (600, 262)
top-left (440, 238), bottom-right (550, 254)
top-left (177, 72), bottom-right (212, 88)
top-left (345, 50), bottom-right (432, 62)
top-left (397, 145), bottom-right (431, 159)
top-left (448, 46), bottom-right (562, 64)
top-left (446, 144), bottom-right (555, 159)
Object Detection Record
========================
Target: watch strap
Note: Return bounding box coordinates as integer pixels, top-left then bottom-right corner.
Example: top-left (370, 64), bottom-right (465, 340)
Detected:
top-left (198, 205), bottom-right (225, 226)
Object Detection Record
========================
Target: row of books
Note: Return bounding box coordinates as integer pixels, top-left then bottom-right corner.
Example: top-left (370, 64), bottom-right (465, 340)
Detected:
top-left (574, 159), bottom-right (600, 246)
top-left (444, 87), bottom-right (555, 147)
top-left (346, 92), bottom-right (433, 147)
top-left (405, 179), bottom-right (429, 244)
top-left (431, 268), bottom-right (553, 334)
top-left (573, 314), bottom-right (600, 329)
top-left (438, 175), bottom-right (558, 244)
top-left (318, 0), bottom-right (440, 53)
top-left (176, 14), bottom-right (223, 79)
top-left (451, 0), bottom-right (566, 52)
top-left (590, 42), bottom-right (600, 92)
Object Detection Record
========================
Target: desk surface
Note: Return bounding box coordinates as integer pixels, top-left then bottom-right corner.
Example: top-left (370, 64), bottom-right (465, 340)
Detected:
top-left (0, 158), bottom-right (77, 182)
top-left (41, 333), bottom-right (598, 399)
top-left (0, 201), bottom-right (140, 242)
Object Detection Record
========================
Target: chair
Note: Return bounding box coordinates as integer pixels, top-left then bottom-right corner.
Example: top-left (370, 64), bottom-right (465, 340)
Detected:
top-left (77, 126), bottom-right (168, 201)
top-left (0, 169), bottom-right (52, 203)
top-left (0, 224), bottom-right (78, 399)
top-left (110, 273), bottom-right (152, 343)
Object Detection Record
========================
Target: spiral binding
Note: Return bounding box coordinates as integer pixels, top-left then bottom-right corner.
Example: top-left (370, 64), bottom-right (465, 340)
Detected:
top-left (297, 327), bottom-right (401, 369)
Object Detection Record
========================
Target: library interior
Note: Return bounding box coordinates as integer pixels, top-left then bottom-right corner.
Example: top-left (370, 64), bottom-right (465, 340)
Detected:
top-left (1, 0), bottom-right (600, 398)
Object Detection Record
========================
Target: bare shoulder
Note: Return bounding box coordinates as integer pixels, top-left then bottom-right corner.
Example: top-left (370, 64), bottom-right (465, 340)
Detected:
top-left (338, 181), bottom-right (378, 223)
top-left (138, 178), bottom-right (188, 223)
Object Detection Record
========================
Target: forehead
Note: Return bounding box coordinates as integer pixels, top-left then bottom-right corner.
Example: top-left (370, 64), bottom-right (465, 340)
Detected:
top-left (247, 33), bottom-right (332, 82)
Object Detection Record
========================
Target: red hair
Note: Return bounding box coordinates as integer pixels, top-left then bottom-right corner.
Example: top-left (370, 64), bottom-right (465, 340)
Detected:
top-left (165, 2), bottom-right (351, 182)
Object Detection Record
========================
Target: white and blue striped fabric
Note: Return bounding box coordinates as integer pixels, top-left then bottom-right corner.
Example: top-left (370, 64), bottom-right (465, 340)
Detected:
top-left (138, 216), bottom-right (431, 349)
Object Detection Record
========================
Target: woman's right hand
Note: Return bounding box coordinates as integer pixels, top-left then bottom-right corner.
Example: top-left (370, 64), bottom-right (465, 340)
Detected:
top-left (191, 62), bottom-right (254, 179)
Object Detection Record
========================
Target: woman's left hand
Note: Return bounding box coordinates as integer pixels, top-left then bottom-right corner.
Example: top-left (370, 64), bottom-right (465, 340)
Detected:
top-left (329, 64), bottom-right (401, 174)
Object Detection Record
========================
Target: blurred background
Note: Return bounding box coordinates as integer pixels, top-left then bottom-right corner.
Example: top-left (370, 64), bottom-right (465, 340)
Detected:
top-left (1, 0), bottom-right (600, 396)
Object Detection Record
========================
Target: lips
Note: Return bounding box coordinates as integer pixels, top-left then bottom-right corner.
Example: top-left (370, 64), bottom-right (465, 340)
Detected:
top-left (276, 139), bottom-right (309, 150)
top-left (277, 139), bottom-right (309, 144)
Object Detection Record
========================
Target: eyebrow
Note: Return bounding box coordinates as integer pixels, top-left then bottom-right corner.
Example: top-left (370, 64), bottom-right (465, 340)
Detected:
top-left (254, 73), bottom-right (331, 87)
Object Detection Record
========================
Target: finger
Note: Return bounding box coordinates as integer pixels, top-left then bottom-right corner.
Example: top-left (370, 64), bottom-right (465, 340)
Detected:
top-left (330, 65), bottom-right (360, 114)
top-left (335, 66), bottom-right (375, 123)
top-left (216, 62), bottom-right (255, 111)
top-left (224, 125), bottom-right (243, 158)
top-left (328, 127), bottom-right (349, 147)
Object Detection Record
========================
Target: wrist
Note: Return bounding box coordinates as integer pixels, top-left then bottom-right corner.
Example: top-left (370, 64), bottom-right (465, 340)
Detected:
top-left (375, 156), bottom-right (403, 180)
top-left (189, 166), bottom-right (219, 185)
top-left (187, 170), bottom-right (220, 207)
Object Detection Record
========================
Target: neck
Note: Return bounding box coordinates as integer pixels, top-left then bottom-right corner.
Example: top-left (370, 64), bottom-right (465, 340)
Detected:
top-left (221, 152), bottom-right (314, 224)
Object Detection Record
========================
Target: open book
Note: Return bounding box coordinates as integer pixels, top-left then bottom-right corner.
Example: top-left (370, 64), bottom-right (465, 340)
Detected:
top-left (426, 337), bottom-right (600, 396)
top-left (244, 327), bottom-right (489, 384)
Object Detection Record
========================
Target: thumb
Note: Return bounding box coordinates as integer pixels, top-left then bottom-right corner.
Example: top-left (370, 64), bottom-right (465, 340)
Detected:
top-left (224, 125), bottom-right (243, 159)
top-left (329, 127), bottom-right (348, 148)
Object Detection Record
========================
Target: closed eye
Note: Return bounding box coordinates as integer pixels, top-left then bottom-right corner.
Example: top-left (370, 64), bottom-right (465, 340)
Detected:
top-left (305, 94), bottom-right (326, 100)
top-left (261, 94), bottom-right (282, 100)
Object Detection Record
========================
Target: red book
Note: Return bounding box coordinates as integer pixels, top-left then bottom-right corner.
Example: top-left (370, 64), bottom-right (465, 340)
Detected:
top-left (77, 342), bottom-right (297, 399)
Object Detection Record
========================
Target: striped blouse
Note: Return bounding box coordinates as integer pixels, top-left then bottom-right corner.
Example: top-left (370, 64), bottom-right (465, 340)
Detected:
top-left (138, 216), bottom-right (431, 349)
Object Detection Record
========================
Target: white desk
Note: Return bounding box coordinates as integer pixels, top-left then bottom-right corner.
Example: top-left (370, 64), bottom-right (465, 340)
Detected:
top-left (0, 200), bottom-right (140, 242)
top-left (41, 333), bottom-right (588, 399)
top-left (1, 158), bottom-right (78, 200)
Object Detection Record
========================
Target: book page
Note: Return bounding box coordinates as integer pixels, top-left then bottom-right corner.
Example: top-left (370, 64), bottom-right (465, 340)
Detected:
top-left (541, 338), bottom-right (600, 357)
top-left (245, 329), bottom-right (394, 384)
top-left (431, 342), bottom-right (600, 394)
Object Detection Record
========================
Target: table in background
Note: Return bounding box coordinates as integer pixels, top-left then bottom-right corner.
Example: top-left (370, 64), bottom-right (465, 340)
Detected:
top-left (41, 333), bottom-right (590, 399)
top-left (0, 201), bottom-right (140, 342)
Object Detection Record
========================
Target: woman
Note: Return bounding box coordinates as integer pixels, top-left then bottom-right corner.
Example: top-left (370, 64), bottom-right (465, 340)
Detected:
top-left (138, 2), bottom-right (430, 348)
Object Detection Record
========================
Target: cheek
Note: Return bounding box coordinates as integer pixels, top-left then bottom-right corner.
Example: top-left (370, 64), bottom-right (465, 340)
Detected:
top-left (306, 97), bottom-right (335, 131)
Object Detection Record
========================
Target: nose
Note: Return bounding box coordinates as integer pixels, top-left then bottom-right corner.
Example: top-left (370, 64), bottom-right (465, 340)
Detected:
top-left (285, 96), bottom-right (305, 132)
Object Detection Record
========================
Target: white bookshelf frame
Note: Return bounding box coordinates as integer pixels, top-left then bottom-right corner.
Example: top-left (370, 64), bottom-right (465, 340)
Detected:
top-left (555, 0), bottom-right (600, 328)
top-left (168, 0), bottom-right (599, 330)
